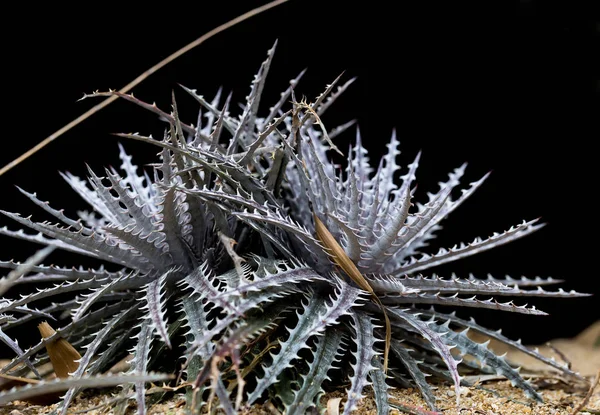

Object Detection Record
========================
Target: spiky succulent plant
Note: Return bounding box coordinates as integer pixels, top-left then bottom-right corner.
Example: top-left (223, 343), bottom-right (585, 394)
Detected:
top-left (0, 44), bottom-right (588, 414)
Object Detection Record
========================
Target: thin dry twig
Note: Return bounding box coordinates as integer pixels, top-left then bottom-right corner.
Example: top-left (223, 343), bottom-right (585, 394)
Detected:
top-left (295, 100), bottom-right (343, 156)
top-left (546, 341), bottom-right (573, 370)
top-left (68, 393), bottom-right (135, 414)
top-left (0, 0), bottom-right (289, 177)
top-left (218, 232), bottom-right (248, 286)
top-left (474, 385), bottom-right (533, 407)
top-left (571, 369), bottom-right (600, 415)
top-left (388, 397), bottom-right (442, 415)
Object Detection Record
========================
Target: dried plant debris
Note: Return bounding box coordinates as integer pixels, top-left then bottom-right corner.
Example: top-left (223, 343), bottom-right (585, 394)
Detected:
top-left (0, 46), bottom-right (592, 414)
top-left (1, 377), bottom-right (598, 415)
top-left (37, 322), bottom-right (81, 380)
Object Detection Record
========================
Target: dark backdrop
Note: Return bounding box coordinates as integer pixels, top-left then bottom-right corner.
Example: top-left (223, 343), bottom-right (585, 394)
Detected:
top-left (1, 1), bottom-right (597, 355)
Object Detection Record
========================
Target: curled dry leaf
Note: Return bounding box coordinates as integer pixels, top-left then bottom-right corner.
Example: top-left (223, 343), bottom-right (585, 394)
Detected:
top-left (38, 321), bottom-right (81, 379)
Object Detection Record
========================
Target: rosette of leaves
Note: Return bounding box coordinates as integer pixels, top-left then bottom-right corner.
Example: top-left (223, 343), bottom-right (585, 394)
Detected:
top-left (0, 44), bottom-right (589, 414)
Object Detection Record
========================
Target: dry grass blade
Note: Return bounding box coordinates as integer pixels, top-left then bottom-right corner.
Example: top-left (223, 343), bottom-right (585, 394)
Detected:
top-left (0, 373), bottom-right (40, 385)
top-left (0, 0), bottom-right (289, 177)
top-left (38, 321), bottom-right (81, 379)
top-left (313, 213), bottom-right (391, 373)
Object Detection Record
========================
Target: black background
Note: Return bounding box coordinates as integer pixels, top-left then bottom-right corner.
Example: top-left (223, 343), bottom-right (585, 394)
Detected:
top-left (1, 1), bottom-right (598, 355)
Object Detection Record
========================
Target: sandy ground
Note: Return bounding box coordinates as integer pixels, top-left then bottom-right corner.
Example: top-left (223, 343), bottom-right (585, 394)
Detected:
top-left (1, 379), bottom-right (598, 415)
top-left (1, 322), bottom-right (599, 414)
